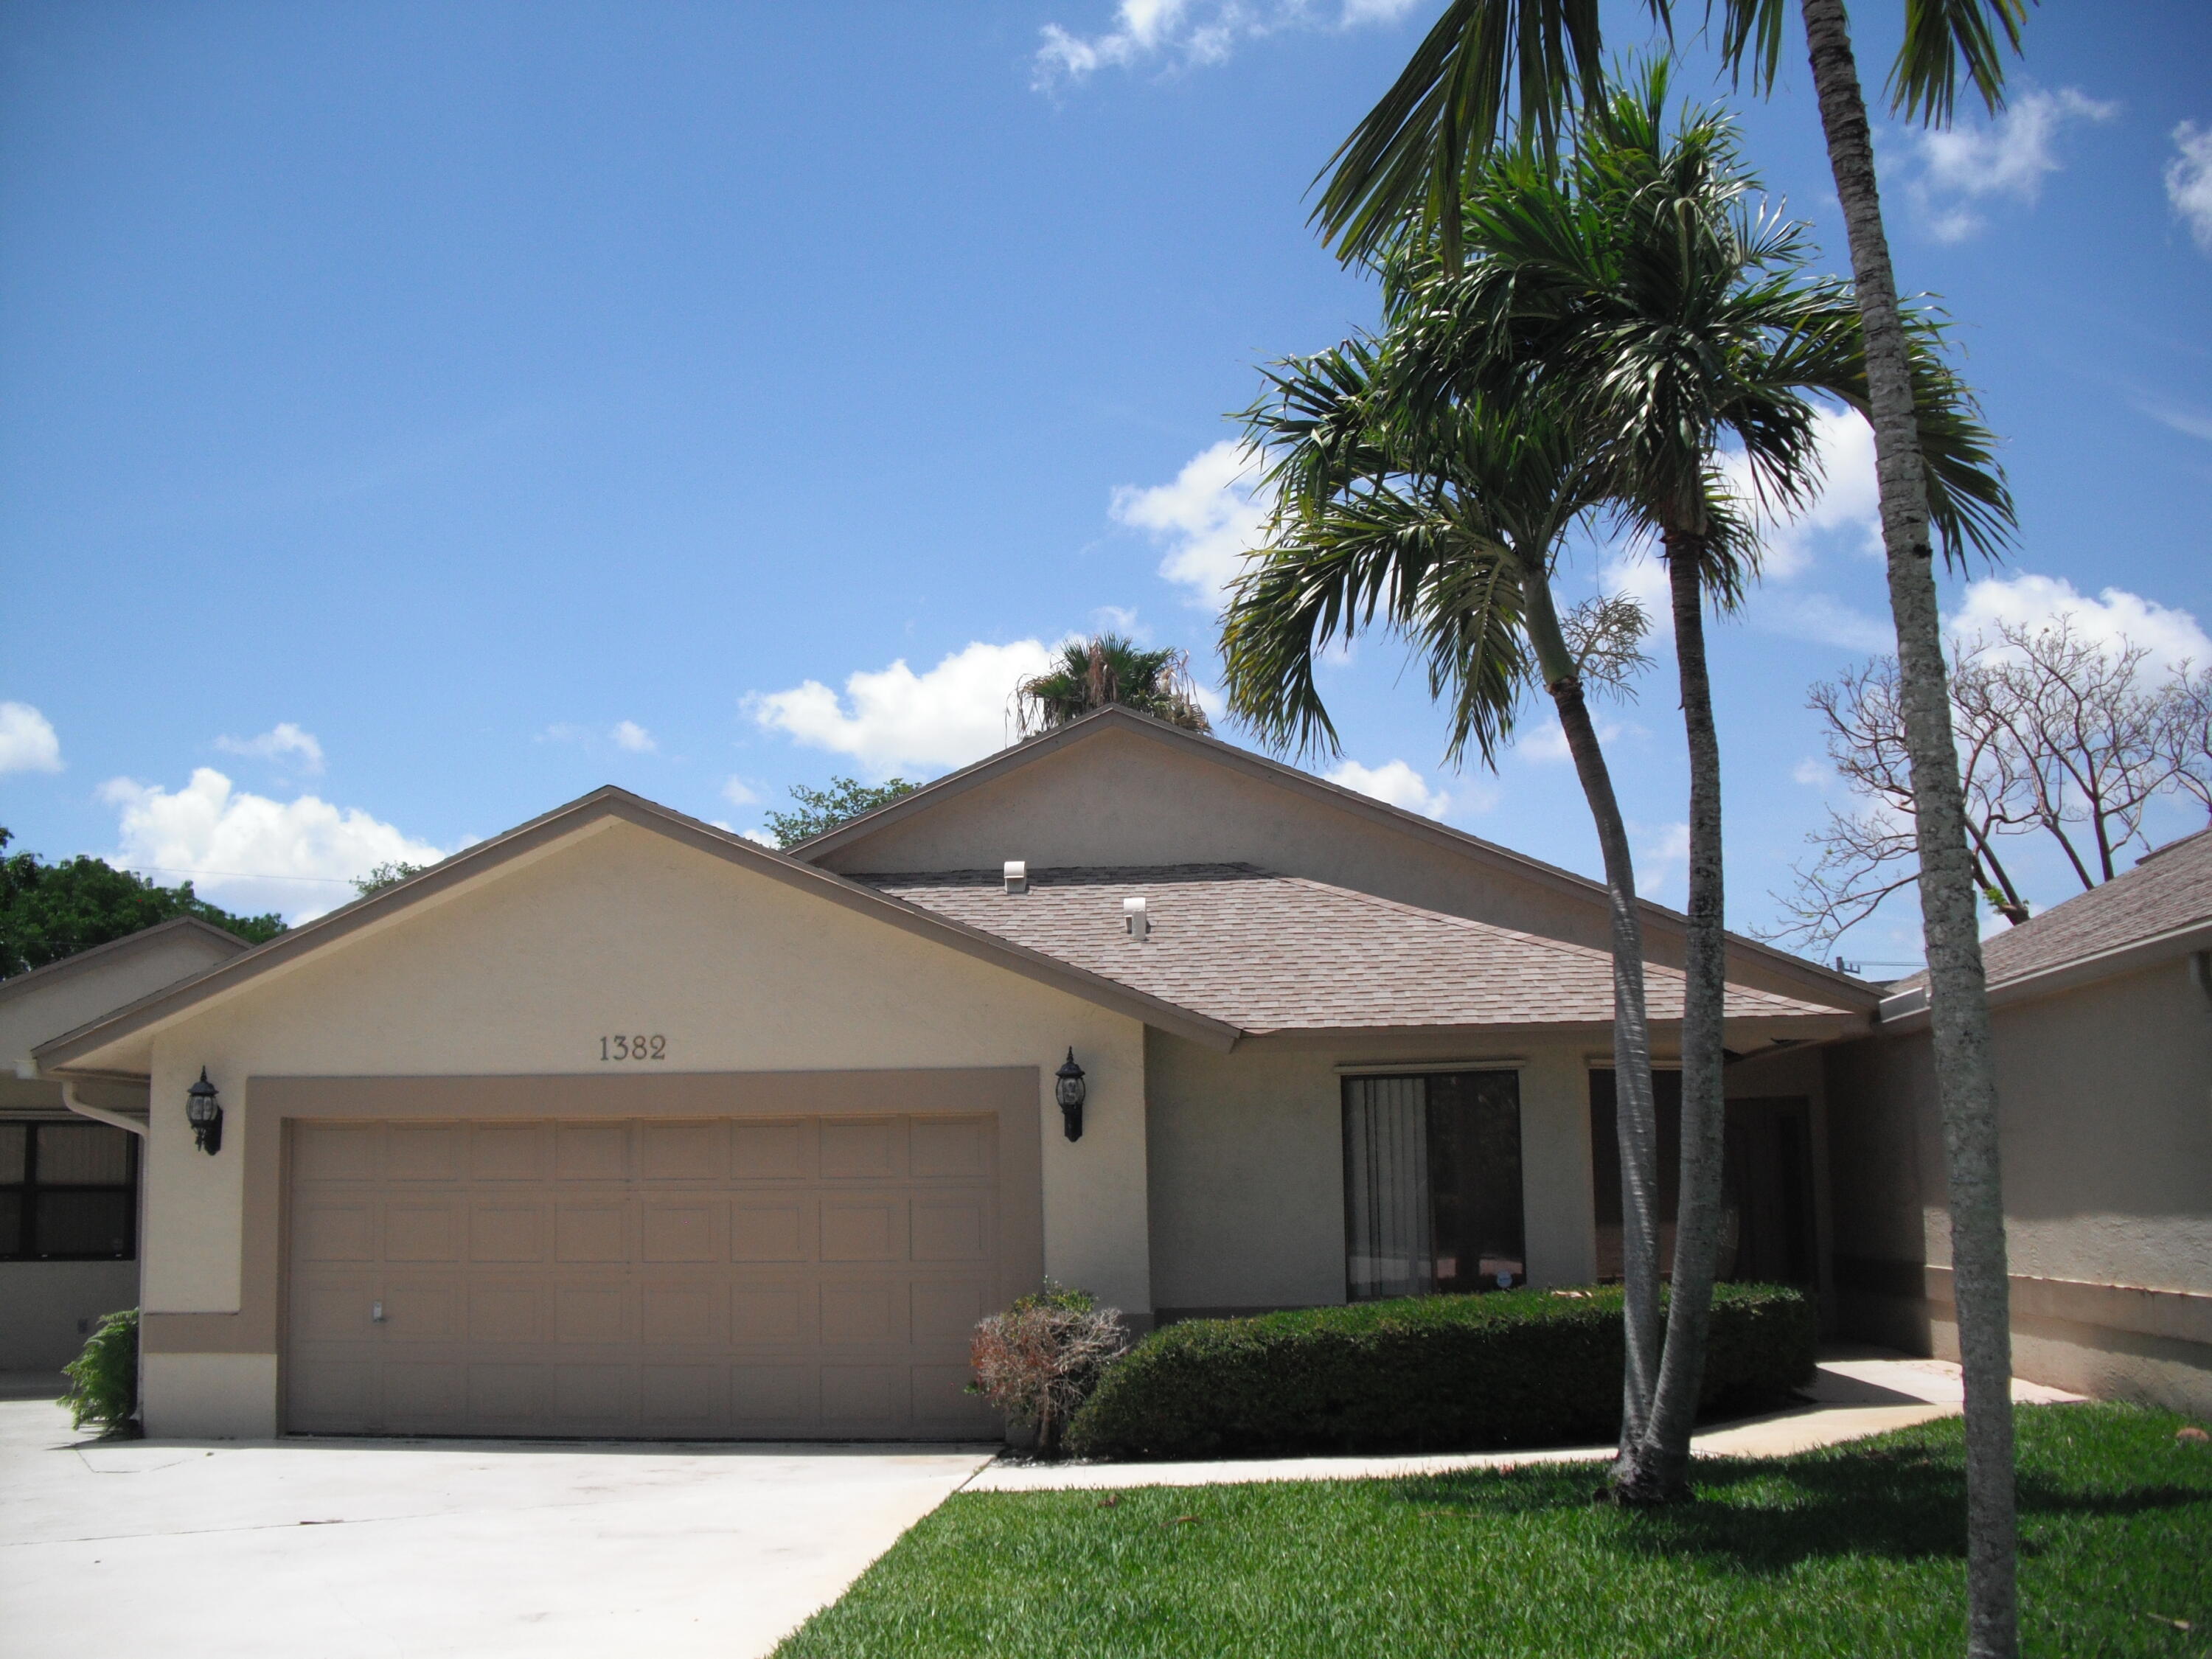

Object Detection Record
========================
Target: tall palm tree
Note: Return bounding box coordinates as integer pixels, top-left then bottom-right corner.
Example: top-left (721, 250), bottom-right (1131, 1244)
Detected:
top-left (1222, 348), bottom-right (1674, 1452)
top-left (1013, 635), bottom-right (1211, 737)
top-left (1375, 66), bottom-right (2013, 1501)
top-left (1316, 9), bottom-right (2031, 1638)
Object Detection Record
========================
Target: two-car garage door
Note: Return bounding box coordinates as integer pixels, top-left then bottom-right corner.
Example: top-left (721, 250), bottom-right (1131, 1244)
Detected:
top-left (285, 1113), bottom-right (1005, 1439)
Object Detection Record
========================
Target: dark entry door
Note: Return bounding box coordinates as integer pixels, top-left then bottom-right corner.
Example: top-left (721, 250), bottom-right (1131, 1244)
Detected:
top-left (1587, 1073), bottom-right (1817, 1289)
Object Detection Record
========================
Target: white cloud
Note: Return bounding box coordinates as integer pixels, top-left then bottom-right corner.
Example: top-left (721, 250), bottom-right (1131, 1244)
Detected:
top-left (1792, 757), bottom-right (1829, 787)
top-left (1325, 758), bottom-right (1450, 818)
top-left (2142, 400), bottom-right (2212, 444)
top-left (1518, 716), bottom-right (1625, 765)
top-left (214, 721), bottom-right (325, 773)
top-left (612, 720), bottom-right (657, 754)
top-left (97, 768), bottom-right (443, 922)
top-left (2168, 122), bottom-right (2212, 254)
top-left (1950, 572), bottom-right (2211, 674)
top-left (540, 720), bottom-right (658, 754)
top-left (1722, 407), bottom-right (1882, 580)
top-left (0, 702), bottom-right (63, 774)
top-left (1034, 0), bottom-right (1416, 89)
top-left (1636, 821), bottom-right (1692, 901)
top-left (740, 827), bottom-right (779, 849)
top-left (720, 776), bottom-right (760, 807)
top-left (1759, 593), bottom-right (1896, 653)
top-left (1904, 87), bottom-right (2118, 242)
top-left (747, 639), bottom-right (1062, 775)
top-left (1115, 439), bottom-right (1271, 607)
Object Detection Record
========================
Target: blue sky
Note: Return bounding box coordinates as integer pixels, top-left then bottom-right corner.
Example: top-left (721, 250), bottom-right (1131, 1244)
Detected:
top-left (3, 1), bottom-right (2208, 970)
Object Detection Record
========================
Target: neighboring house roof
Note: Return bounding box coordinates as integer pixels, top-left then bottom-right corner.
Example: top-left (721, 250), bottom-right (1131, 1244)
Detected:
top-left (793, 705), bottom-right (1879, 1010)
top-left (864, 865), bottom-right (1860, 1037)
top-left (0, 917), bottom-right (250, 1006)
top-left (1881, 825), bottom-right (2212, 1023)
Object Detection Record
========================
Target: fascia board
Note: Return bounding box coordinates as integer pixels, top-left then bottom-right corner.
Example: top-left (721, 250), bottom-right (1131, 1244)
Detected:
top-left (1876, 916), bottom-right (2212, 1034)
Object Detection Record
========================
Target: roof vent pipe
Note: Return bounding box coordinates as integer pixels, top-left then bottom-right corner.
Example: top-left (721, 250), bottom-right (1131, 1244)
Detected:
top-left (1124, 894), bottom-right (1150, 942)
top-left (1004, 860), bottom-right (1028, 896)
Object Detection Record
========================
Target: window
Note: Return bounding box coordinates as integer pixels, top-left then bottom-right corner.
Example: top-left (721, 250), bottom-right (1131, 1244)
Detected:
top-left (1586, 1071), bottom-right (1816, 1288)
top-left (0, 1121), bottom-right (139, 1262)
top-left (1343, 1070), bottom-right (1524, 1301)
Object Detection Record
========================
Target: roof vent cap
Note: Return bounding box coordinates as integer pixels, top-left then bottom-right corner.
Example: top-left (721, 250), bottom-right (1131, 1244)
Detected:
top-left (1123, 894), bottom-right (1150, 942)
top-left (1004, 860), bottom-right (1028, 895)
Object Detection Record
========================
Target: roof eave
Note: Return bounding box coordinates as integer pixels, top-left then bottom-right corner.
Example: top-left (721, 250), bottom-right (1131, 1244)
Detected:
top-left (1877, 916), bottom-right (2212, 1034)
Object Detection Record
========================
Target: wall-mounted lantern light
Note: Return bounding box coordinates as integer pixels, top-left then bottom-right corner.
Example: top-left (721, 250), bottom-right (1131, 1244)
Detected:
top-left (1054, 1048), bottom-right (1087, 1143)
top-left (186, 1067), bottom-right (223, 1155)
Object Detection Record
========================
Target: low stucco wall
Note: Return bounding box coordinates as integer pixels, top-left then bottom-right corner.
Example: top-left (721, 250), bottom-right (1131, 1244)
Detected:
top-left (1827, 955), bottom-right (2212, 1416)
top-left (0, 1259), bottom-right (139, 1372)
top-left (1143, 1032), bottom-right (1599, 1315)
top-left (132, 820), bottom-right (1152, 1437)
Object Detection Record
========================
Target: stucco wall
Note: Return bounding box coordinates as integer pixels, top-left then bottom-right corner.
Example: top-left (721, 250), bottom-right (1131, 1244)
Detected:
top-left (1829, 956), bottom-right (2212, 1413)
top-left (133, 821), bottom-right (1152, 1436)
top-left (815, 727), bottom-right (1849, 1006)
top-left (1143, 1033), bottom-right (1600, 1314)
top-left (0, 1260), bottom-right (139, 1371)
top-left (1, 926), bottom-right (243, 1075)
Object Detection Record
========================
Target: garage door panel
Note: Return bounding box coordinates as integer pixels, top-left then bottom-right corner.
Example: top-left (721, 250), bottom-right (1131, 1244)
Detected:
top-left (640, 1121), bottom-right (726, 1180)
top-left (388, 1124), bottom-right (463, 1182)
top-left (296, 1201), bottom-right (377, 1262)
top-left (641, 1281), bottom-right (729, 1346)
top-left (731, 1121), bottom-right (809, 1180)
top-left (820, 1196), bottom-right (904, 1262)
top-left (382, 1282), bottom-right (461, 1339)
top-left (554, 1282), bottom-right (631, 1344)
top-left (296, 1123), bottom-right (380, 1183)
top-left (912, 1198), bottom-right (990, 1262)
top-left (554, 1202), bottom-right (629, 1262)
top-left (730, 1198), bottom-right (810, 1262)
top-left (820, 1118), bottom-right (900, 1180)
top-left (470, 1203), bottom-right (548, 1262)
top-left (911, 1116), bottom-right (993, 1180)
top-left (385, 1201), bottom-right (460, 1261)
top-left (288, 1110), bottom-right (1009, 1439)
top-left (555, 1122), bottom-right (630, 1180)
top-left (471, 1124), bottom-right (552, 1181)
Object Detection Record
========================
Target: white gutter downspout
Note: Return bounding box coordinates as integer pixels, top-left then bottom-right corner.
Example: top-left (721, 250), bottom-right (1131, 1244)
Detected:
top-left (60, 1079), bottom-right (148, 1138)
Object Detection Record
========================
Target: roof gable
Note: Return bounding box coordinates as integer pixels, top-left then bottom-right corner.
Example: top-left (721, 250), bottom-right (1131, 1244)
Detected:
top-left (801, 708), bottom-right (1876, 1012)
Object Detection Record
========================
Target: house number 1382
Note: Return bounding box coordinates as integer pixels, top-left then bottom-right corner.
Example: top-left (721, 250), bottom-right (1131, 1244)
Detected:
top-left (600, 1034), bottom-right (667, 1061)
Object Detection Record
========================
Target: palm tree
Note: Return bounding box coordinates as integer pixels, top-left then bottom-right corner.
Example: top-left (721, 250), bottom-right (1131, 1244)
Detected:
top-left (1013, 635), bottom-right (1210, 737)
top-left (1222, 336), bottom-right (1676, 1455)
top-left (1374, 66), bottom-right (2013, 1502)
top-left (1316, 11), bottom-right (2032, 1637)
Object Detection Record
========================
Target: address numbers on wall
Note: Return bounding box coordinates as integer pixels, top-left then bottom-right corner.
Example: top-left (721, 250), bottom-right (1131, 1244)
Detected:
top-left (599, 1034), bottom-right (668, 1062)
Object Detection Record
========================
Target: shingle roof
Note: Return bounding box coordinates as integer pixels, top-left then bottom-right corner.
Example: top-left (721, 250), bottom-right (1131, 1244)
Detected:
top-left (861, 864), bottom-right (1857, 1034)
top-left (1907, 824), bottom-right (2212, 991)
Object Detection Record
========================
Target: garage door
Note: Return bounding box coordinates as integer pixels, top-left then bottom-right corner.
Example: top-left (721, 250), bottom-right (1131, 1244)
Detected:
top-left (285, 1115), bottom-right (1003, 1439)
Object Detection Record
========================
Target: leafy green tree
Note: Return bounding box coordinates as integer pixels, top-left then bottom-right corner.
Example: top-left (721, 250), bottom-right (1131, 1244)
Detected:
top-left (762, 778), bottom-right (921, 849)
top-left (1014, 636), bottom-right (1210, 737)
top-left (0, 828), bottom-right (285, 979)
top-left (1315, 2), bottom-right (2034, 1638)
top-left (352, 862), bottom-right (429, 899)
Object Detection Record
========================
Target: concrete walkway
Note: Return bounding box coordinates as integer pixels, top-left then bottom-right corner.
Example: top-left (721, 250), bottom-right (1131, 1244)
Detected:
top-left (0, 1394), bottom-right (993, 1659)
top-left (964, 1349), bottom-right (2084, 1494)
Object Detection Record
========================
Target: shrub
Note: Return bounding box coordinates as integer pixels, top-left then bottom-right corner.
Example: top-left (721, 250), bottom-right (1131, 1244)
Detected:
top-left (1065, 1283), bottom-right (1815, 1461)
top-left (968, 1282), bottom-right (1130, 1457)
top-left (60, 1307), bottom-right (139, 1435)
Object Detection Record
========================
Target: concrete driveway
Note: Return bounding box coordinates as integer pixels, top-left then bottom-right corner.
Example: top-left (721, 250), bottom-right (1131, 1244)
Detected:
top-left (0, 1391), bottom-right (992, 1659)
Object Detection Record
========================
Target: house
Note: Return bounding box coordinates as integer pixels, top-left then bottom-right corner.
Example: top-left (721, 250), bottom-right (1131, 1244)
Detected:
top-left (1, 919), bottom-right (251, 1371)
top-left (1827, 825), bottom-right (2212, 1416)
top-left (32, 708), bottom-right (1876, 1439)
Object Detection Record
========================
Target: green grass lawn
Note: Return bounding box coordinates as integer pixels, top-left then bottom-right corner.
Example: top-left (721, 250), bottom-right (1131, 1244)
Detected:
top-left (775, 1405), bottom-right (2211, 1658)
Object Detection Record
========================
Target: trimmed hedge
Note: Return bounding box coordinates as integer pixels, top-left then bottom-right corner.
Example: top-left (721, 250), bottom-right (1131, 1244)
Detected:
top-left (1065, 1284), bottom-right (1815, 1461)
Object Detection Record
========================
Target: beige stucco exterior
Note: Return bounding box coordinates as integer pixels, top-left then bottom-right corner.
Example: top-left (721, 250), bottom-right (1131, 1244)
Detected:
top-left (1828, 953), bottom-right (2212, 1416)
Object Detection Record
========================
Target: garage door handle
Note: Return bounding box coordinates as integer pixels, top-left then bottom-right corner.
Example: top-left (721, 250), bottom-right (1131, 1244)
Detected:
top-left (371, 1300), bottom-right (386, 1324)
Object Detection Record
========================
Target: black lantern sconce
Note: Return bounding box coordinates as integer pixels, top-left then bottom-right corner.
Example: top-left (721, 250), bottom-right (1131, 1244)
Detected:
top-left (1054, 1048), bottom-right (1087, 1143)
top-left (186, 1067), bottom-right (223, 1155)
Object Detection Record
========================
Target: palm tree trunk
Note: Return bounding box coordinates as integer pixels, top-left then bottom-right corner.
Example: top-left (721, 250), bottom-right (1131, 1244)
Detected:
top-left (1617, 535), bottom-right (1731, 1503)
top-left (1799, 1), bottom-right (2019, 1652)
top-left (1519, 565), bottom-right (1663, 1450)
